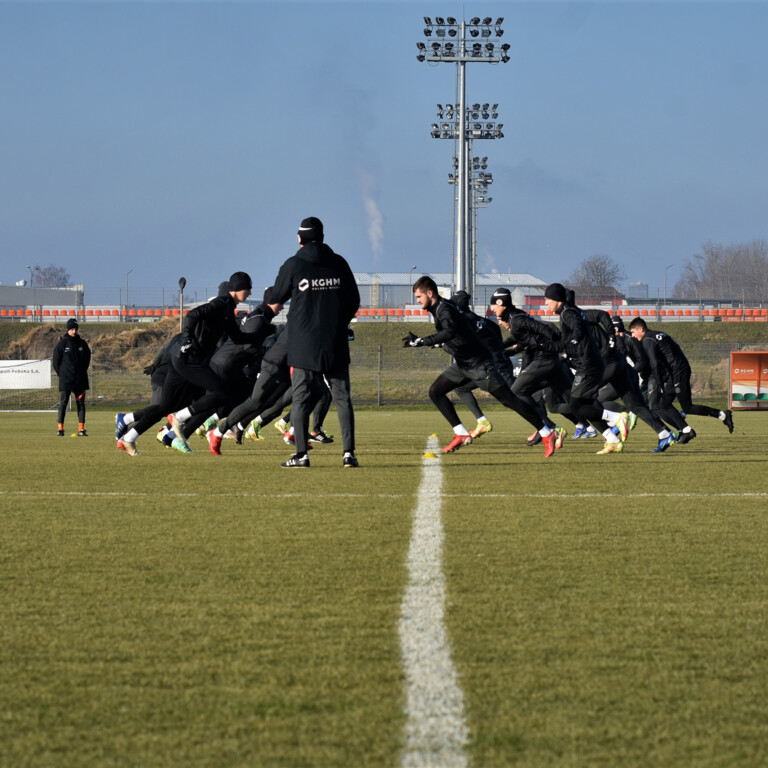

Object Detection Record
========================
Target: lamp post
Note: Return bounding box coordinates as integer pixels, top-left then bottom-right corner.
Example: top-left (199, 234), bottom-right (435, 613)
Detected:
top-left (664, 263), bottom-right (673, 307)
top-left (418, 16), bottom-right (509, 295)
top-left (178, 277), bottom-right (187, 333)
top-left (26, 265), bottom-right (37, 321)
top-left (125, 269), bottom-right (133, 318)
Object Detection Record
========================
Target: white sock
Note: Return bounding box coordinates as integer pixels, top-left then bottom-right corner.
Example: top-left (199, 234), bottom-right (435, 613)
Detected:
top-left (602, 429), bottom-right (619, 443)
top-left (682, 426), bottom-right (692, 433)
top-left (124, 412), bottom-right (135, 425)
top-left (602, 409), bottom-right (621, 426)
top-left (175, 407), bottom-right (192, 421)
top-left (477, 415), bottom-right (487, 424)
top-left (255, 415), bottom-right (263, 425)
top-left (123, 428), bottom-right (139, 443)
top-left (659, 430), bottom-right (670, 439)
top-left (539, 426), bottom-right (552, 437)
top-left (718, 411), bottom-right (726, 420)
top-left (454, 424), bottom-right (470, 436)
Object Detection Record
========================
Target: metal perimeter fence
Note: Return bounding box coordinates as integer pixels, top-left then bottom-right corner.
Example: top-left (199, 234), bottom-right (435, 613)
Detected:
top-left (0, 342), bottom-right (747, 413)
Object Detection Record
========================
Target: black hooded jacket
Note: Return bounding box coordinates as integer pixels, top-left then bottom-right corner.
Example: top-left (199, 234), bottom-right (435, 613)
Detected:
top-left (500, 308), bottom-right (561, 369)
top-left (421, 295), bottom-right (491, 368)
top-left (210, 302), bottom-right (277, 377)
top-left (538, 303), bottom-right (605, 376)
top-left (52, 332), bottom-right (91, 392)
top-left (272, 241), bottom-right (359, 370)
top-left (178, 294), bottom-right (262, 361)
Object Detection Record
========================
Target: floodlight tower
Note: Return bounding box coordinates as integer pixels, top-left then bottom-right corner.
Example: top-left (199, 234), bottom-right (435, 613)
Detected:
top-left (449, 156), bottom-right (494, 301)
top-left (418, 15), bottom-right (509, 295)
top-left (434, 100), bottom-right (504, 298)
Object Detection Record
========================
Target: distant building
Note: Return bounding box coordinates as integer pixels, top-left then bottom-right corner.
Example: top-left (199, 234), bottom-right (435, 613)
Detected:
top-left (627, 281), bottom-right (649, 299)
top-left (353, 271), bottom-right (547, 309)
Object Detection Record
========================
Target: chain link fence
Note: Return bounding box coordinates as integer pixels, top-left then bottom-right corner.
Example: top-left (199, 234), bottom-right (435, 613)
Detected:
top-left (0, 342), bottom-right (748, 412)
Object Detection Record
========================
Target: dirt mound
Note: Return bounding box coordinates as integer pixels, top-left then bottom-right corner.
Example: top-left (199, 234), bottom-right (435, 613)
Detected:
top-left (7, 319), bottom-right (178, 373)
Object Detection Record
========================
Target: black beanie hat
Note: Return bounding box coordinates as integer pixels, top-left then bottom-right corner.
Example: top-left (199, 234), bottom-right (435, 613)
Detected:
top-left (544, 283), bottom-right (567, 302)
top-left (66, 318), bottom-right (79, 331)
top-left (298, 216), bottom-right (324, 243)
top-left (217, 281), bottom-right (231, 297)
top-left (263, 286), bottom-right (276, 305)
top-left (228, 271), bottom-right (252, 292)
top-left (565, 289), bottom-right (575, 305)
top-left (490, 287), bottom-right (513, 308)
top-left (450, 290), bottom-right (471, 311)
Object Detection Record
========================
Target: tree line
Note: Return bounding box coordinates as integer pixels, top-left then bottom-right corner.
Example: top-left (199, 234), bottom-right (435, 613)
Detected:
top-left (566, 240), bottom-right (768, 304)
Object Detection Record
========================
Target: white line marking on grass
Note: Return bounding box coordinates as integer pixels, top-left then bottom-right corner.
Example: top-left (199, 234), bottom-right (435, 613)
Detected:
top-left (399, 436), bottom-right (469, 768)
top-left (2, 490), bottom-right (768, 500)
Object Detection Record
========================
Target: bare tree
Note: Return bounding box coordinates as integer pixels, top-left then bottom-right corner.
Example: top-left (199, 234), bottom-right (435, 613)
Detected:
top-left (675, 240), bottom-right (768, 303)
top-left (33, 265), bottom-right (71, 288)
top-left (566, 254), bottom-right (625, 303)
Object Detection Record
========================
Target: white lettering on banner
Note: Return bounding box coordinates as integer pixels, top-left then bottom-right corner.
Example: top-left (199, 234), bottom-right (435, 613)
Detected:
top-left (0, 360), bottom-right (52, 389)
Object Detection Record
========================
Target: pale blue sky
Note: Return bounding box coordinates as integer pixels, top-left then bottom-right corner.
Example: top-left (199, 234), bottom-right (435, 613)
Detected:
top-left (2, 1), bottom-right (767, 298)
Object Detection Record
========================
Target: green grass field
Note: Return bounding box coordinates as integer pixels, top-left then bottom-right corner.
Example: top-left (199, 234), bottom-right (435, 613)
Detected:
top-left (2, 408), bottom-right (767, 767)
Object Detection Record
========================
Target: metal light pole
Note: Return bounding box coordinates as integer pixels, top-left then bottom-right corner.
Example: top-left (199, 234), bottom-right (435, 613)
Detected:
top-left (664, 263), bottom-right (673, 307)
top-left (178, 277), bottom-right (187, 333)
top-left (418, 16), bottom-right (509, 295)
top-left (26, 265), bottom-right (37, 321)
top-left (125, 269), bottom-right (133, 314)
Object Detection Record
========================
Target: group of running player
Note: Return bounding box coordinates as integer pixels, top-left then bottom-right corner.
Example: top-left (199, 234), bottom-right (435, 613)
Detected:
top-left (404, 277), bottom-right (734, 455)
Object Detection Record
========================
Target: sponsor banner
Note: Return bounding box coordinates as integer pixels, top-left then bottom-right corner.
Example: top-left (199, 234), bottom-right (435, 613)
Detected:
top-left (0, 360), bottom-right (52, 389)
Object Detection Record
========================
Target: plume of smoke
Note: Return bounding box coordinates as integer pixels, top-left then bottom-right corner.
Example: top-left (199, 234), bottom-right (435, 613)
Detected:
top-left (360, 171), bottom-right (384, 261)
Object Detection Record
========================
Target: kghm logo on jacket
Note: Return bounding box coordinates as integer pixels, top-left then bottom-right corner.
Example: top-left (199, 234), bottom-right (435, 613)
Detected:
top-left (298, 277), bottom-right (341, 292)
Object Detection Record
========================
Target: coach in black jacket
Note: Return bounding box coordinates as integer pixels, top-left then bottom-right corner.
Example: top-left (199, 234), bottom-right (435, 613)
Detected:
top-left (52, 318), bottom-right (91, 436)
top-left (272, 216), bottom-right (360, 468)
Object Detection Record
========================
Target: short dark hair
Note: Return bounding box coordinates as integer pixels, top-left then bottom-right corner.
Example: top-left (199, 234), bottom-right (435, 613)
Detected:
top-left (628, 317), bottom-right (647, 331)
top-left (413, 275), bottom-right (438, 294)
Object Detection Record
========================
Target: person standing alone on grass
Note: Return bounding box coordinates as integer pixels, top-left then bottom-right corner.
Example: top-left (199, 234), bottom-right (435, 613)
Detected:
top-left (52, 318), bottom-right (91, 437)
top-left (271, 216), bottom-right (360, 468)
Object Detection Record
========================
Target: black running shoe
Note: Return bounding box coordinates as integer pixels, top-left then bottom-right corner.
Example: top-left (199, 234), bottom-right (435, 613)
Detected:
top-left (310, 428), bottom-right (334, 444)
top-left (343, 454), bottom-right (359, 468)
top-left (281, 454), bottom-right (310, 468)
top-left (677, 428), bottom-right (697, 444)
top-left (723, 410), bottom-right (734, 434)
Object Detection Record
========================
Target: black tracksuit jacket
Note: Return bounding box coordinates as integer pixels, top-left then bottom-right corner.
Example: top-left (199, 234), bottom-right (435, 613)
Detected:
top-left (421, 296), bottom-right (491, 368)
top-left (179, 295), bottom-right (264, 361)
top-left (538, 303), bottom-right (605, 377)
top-left (52, 333), bottom-right (91, 392)
top-left (272, 241), bottom-right (359, 371)
top-left (641, 329), bottom-right (691, 388)
top-left (210, 303), bottom-right (277, 377)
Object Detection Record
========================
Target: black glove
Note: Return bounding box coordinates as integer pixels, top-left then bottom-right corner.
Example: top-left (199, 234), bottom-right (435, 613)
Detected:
top-left (143, 364), bottom-right (155, 376)
top-left (402, 332), bottom-right (424, 348)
